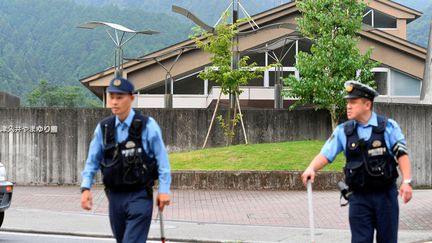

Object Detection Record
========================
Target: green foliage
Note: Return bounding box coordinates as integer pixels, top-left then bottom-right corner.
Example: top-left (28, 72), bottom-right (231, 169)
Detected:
top-left (192, 14), bottom-right (265, 146)
top-left (216, 113), bottom-right (242, 141)
top-left (0, 0), bottom-right (192, 104)
top-left (74, 0), bottom-right (292, 25)
top-left (26, 80), bottom-right (101, 107)
top-left (193, 17), bottom-right (263, 96)
top-left (284, 0), bottom-right (378, 128)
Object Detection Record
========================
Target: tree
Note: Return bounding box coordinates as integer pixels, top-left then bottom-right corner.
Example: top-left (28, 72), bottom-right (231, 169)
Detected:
top-left (284, 0), bottom-right (378, 129)
top-left (192, 15), bottom-right (264, 147)
top-left (26, 80), bottom-right (101, 107)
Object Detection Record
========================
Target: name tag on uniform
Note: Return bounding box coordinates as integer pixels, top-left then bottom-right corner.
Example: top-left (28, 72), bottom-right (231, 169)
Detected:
top-left (368, 147), bottom-right (386, 157)
top-left (121, 148), bottom-right (142, 157)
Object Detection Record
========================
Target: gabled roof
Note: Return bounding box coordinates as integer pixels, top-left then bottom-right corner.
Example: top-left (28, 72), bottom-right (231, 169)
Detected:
top-left (81, 0), bottom-right (426, 98)
top-left (80, 1), bottom-right (299, 86)
top-left (376, 0), bottom-right (422, 22)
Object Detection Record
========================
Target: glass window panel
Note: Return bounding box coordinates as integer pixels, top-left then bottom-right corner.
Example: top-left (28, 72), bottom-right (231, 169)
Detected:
top-left (363, 8), bottom-right (373, 26)
top-left (374, 71), bottom-right (388, 95)
top-left (247, 72), bottom-right (265, 86)
top-left (241, 52), bottom-right (266, 66)
top-left (269, 71), bottom-right (295, 86)
top-left (391, 70), bottom-right (421, 96)
top-left (374, 10), bottom-right (397, 28)
top-left (173, 74), bottom-right (204, 94)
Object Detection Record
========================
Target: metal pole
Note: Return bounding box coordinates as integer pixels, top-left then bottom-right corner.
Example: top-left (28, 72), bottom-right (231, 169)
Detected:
top-left (275, 65), bottom-right (284, 109)
top-left (159, 209), bottom-right (166, 243)
top-left (420, 22), bottom-right (432, 102)
top-left (230, 0), bottom-right (240, 109)
top-left (307, 180), bottom-right (316, 243)
top-left (164, 73), bottom-right (173, 108)
top-left (264, 44), bottom-right (269, 87)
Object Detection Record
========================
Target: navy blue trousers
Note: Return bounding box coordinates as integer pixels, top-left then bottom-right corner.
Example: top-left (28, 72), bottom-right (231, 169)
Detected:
top-left (107, 188), bottom-right (153, 243)
top-left (349, 185), bottom-right (399, 243)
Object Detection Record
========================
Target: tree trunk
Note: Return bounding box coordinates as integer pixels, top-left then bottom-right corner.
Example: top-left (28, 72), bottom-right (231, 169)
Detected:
top-left (329, 106), bottom-right (339, 130)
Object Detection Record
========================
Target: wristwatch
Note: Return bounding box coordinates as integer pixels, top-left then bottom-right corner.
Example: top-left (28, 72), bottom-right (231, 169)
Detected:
top-left (402, 179), bottom-right (413, 187)
top-left (80, 187), bottom-right (90, 193)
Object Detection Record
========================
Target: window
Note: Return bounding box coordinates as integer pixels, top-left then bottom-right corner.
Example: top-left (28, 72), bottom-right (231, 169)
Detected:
top-left (372, 68), bottom-right (389, 95)
top-left (269, 70), bottom-right (296, 87)
top-left (357, 68), bottom-right (389, 96)
top-left (391, 70), bottom-right (421, 96)
top-left (248, 71), bottom-right (266, 86)
top-left (173, 73), bottom-right (205, 95)
top-left (363, 8), bottom-right (397, 29)
top-left (367, 68), bottom-right (421, 97)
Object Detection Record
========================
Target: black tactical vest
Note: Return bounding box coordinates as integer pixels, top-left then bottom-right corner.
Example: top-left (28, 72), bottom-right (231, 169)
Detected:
top-left (100, 112), bottom-right (158, 192)
top-left (343, 115), bottom-right (398, 192)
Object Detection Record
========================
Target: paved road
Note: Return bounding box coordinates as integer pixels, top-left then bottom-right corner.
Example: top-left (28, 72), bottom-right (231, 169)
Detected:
top-left (11, 186), bottom-right (432, 230)
top-left (0, 231), bottom-right (114, 242)
top-left (0, 231), bottom-right (176, 243)
top-left (3, 186), bottom-right (432, 243)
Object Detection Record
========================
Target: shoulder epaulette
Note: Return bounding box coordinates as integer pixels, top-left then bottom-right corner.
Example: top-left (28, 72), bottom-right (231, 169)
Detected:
top-left (100, 116), bottom-right (116, 146)
top-left (373, 115), bottom-right (388, 134)
top-left (129, 112), bottom-right (149, 141)
top-left (344, 120), bottom-right (356, 136)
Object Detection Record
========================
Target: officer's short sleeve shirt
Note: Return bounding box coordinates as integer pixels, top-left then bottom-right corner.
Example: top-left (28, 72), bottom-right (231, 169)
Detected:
top-left (320, 112), bottom-right (407, 163)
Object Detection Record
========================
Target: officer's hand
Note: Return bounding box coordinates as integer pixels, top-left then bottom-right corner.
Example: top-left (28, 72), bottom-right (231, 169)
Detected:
top-left (81, 190), bottom-right (92, 210)
top-left (157, 193), bottom-right (170, 212)
top-left (302, 167), bottom-right (316, 187)
top-left (400, 183), bottom-right (412, 204)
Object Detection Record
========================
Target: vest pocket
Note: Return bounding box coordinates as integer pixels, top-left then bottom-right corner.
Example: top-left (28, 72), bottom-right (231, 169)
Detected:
top-left (123, 155), bottom-right (146, 185)
top-left (344, 161), bottom-right (365, 189)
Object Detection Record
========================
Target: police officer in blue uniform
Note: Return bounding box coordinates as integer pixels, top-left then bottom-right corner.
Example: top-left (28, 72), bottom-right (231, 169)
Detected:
top-left (80, 77), bottom-right (171, 243)
top-left (302, 80), bottom-right (413, 243)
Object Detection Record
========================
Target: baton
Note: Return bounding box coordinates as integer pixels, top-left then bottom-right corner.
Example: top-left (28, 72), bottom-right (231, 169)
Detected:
top-left (159, 209), bottom-right (166, 243)
top-left (307, 179), bottom-right (316, 243)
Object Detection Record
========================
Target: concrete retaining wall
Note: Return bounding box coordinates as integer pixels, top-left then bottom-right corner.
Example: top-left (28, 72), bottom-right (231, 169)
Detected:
top-left (375, 103), bottom-right (432, 188)
top-left (0, 103), bottom-right (431, 188)
top-left (0, 108), bottom-right (331, 186)
top-left (171, 171), bottom-right (344, 190)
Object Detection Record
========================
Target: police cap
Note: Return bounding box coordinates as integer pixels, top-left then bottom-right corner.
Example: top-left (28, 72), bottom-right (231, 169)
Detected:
top-left (344, 80), bottom-right (379, 101)
top-left (107, 77), bottom-right (135, 94)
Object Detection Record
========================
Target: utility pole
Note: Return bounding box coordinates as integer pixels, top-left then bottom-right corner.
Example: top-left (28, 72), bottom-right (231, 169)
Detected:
top-left (231, 0), bottom-right (240, 109)
top-left (421, 22), bottom-right (432, 104)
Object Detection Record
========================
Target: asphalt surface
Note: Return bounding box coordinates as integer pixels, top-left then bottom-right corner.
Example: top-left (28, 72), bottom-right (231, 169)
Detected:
top-left (0, 231), bottom-right (114, 243)
top-left (0, 231), bottom-right (180, 243)
top-left (2, 186), bottom-right (432, 243)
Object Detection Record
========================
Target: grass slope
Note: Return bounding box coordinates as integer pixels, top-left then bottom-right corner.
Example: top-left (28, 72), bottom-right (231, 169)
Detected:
top-left (169, 141), bottom-right (345, 171)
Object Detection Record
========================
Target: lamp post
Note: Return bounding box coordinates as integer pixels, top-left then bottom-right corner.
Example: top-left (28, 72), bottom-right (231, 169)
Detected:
top-left (77, 21), bottom-right (159, 79)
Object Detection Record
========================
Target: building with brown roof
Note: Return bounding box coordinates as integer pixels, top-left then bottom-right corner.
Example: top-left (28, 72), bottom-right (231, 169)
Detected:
top-left (81, 0), bottom-right (427, 108)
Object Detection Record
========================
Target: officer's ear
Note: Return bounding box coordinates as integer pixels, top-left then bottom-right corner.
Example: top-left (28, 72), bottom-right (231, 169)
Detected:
top-left (364, 99), bottom-right (373, 111)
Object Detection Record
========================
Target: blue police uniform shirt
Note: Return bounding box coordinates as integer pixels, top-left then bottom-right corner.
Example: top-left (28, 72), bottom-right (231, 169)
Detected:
top-left (81, 109), bottom-right (172, 193)
top-left (321, 112), bottom-right (406, 162)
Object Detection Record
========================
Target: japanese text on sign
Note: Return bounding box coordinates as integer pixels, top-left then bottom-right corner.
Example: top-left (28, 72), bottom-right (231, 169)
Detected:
top-left (0, 125), bottom-right (58, 134)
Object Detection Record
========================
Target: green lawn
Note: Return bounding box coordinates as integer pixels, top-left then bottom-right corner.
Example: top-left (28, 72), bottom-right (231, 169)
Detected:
top-left (169, 140), bottom-right (345, 171)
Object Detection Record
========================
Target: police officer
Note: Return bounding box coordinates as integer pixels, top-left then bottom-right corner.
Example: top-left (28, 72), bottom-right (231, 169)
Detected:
top-left (80, 77), bottom-right (171, 243)
top-left (302, 80), bottom-right (413, 243)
